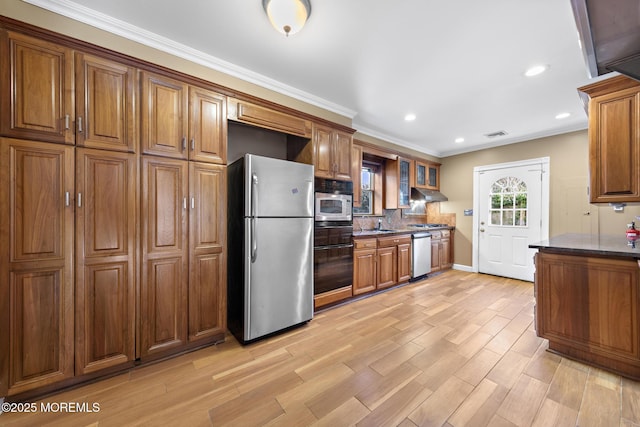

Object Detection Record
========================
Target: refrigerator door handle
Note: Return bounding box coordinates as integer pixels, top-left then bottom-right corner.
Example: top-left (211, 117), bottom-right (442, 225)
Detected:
top-left (251, 173), bottom-right (258, 218)
top-left (251, 217), bottom-right (257, 262)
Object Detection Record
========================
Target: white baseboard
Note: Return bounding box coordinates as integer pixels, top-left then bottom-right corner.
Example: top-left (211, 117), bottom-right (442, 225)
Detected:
top-left (452, 264), bottom-right (473, 272)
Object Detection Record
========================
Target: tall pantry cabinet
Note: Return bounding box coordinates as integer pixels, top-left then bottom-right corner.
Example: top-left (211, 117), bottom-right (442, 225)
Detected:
top-left (0, 23), bottom-right (226, 398)
top-left (140, 71), bottom-right (226, 361)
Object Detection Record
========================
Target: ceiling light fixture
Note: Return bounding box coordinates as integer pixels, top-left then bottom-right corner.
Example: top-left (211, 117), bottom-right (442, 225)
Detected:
top-left (555, 112), bottom-right (571, 119)
top-left (454, 137), bottom-right (464, 143)
top-left (262, 0), bottom-right (312, 37)
top-left (524, 64), bottom-right (548, 77)
top-left (404, 113), bottom-right (416, 122)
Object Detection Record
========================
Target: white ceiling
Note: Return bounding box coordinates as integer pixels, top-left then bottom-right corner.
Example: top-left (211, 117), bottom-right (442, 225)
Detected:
top-left (27, 0), bottom-right (614, 157)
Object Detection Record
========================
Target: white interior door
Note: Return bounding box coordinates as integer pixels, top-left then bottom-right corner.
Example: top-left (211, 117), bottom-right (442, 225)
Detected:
top-left (476, 159), bottom-right (548, 282)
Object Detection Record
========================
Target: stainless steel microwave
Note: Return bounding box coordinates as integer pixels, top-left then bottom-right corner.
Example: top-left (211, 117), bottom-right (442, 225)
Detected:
top-left (315, 192), bottom-right (352, 222)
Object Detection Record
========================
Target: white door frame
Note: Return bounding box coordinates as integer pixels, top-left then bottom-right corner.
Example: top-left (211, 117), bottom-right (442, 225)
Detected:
top-left (472, 157), bottom-right (550, 274)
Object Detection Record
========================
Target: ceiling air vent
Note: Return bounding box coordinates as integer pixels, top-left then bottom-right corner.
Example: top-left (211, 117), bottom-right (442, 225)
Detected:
top-left (484, 130), bottom-right (508, 138)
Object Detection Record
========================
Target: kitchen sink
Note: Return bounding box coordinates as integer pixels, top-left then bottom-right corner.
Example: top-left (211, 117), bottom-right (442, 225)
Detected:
top-left (361, 228), bottom-right (396, 234)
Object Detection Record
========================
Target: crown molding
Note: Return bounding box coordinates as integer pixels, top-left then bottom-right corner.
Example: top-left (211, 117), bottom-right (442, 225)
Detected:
top-left (22, 0), bottom-right (357, 119)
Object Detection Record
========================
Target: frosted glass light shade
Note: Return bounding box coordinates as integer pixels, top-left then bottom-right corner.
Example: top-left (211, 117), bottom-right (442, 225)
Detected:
top-left (262, 0), bottom-right (312, 36)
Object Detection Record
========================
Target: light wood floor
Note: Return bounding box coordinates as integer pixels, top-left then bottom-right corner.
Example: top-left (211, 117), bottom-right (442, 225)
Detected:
top-left (2, 270), bottom-right (640, 427)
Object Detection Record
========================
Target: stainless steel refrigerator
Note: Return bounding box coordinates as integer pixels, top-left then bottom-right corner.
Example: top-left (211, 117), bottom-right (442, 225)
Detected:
top-left (227, 154), bottom-right (314, 342)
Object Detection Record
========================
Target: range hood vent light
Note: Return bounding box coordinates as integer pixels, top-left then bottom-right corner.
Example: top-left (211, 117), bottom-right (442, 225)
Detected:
top-left (410, 187), bottom-right (448, 203)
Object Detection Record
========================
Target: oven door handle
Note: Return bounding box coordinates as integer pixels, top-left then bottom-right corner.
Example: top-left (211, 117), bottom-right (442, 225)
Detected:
top-left (315, 243), bottom-right (354, 250)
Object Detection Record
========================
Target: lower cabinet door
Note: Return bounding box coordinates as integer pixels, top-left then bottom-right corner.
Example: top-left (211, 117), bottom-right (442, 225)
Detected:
top-left (140, 156), bottom-right (188, 359)
top-left (353, 248), bottom-right (377, 295)
top-left (0, 138), bottom-right (74, 396)
top-left (377, 247), bottom-right (397, 289)
top-left (75, 149), bottom-right (137, 375)
top-left (188, 162), bottom-right (226, 343)
top-left (397, 243), bottom-right (411, 283)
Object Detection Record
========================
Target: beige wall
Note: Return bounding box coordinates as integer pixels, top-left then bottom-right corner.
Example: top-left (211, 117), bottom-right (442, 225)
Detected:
top-left (440, 130), bottom-right (640, 267)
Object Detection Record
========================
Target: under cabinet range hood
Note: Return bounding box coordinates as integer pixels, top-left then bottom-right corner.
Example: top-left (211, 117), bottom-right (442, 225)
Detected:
top-left (410, 187), bottom-right (448, 203)
top-left (571, 0), bottom-right (640, 80)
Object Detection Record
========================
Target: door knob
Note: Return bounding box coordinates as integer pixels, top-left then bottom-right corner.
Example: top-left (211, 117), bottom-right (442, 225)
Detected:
top-left (480, 228), bottom-right (485, 232)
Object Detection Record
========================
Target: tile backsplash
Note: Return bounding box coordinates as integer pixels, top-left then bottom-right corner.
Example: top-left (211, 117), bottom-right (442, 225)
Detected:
top-left (353, 202), bottom-right (455, 231)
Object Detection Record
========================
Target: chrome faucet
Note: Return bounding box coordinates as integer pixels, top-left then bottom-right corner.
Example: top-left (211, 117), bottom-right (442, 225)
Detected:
top-left (377, 219), bottom-right (382, 230)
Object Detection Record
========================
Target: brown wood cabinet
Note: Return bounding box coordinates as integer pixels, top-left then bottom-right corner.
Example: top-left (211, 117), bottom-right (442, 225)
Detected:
top-left (140, 156), bottom-right (189, 359)
top-left (75, 52), bottom-right (137, 152)
top-left (579, 75), bottom-right (640, 203)
top-left (353, 234), bottom-right (412, 296)
top-left (351, 143), bottom-right (363, 207)
top-left (398, 241), bottom-right (412, 283)
top-left (378, 234), bottom-right (411, 288)
top-left (415, 160), bottom-right (440, 190)
top-left (141, 72), bottom-right (227, 164)
top-left (0, 30), bottom-right (74, 145)
top-left (430, 229), bottom-right (453, 272)
top-left (188, 163), bottom-right (226, 343)
top-left (75, 148), bottom-right (137, 375)
top-left (313, 124), bottom-right (352, 181)
top-left (189, 87), bottom-right (227, 164)
top-left (0, 138), bottom-right (75, 396)
top-left (141, 157), bottom-right (226, 360)
top-left (535, 251), bottom-right (640, 379)
top-left (353, 239), bottom-right (377, 295)
top-left (377, 246), bottom-right (397, 289)
top-left (385, 157), bottom-right (413, 209)
top-left (227, 97), bottom-right (311, 138)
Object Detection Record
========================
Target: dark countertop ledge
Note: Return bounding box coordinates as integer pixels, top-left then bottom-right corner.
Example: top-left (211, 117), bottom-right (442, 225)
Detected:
top-left (353, 226), bottom-right (454, 238)
top-left (529, 233), bottom-right (640, 259)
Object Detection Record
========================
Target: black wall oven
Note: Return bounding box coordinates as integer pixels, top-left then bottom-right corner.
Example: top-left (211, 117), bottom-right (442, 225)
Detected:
top-left (314, 179), bottom-right (354, 295)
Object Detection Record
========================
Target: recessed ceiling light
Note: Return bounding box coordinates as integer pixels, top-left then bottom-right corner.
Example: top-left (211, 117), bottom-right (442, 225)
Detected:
top-left (524, 65), bottom-right (548, 77)
top-left (454, 137), bottom-right (464, 143)
top-left (555, 112), bottom-right (571, 119)
top-left (404, 113), bottom-right (416, 122)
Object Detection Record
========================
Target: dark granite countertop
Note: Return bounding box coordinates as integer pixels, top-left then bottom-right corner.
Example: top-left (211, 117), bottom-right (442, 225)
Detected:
top-left (353, 226), bottom-right (454, 238)
top-left (529, 233), bottom-right (640, 258)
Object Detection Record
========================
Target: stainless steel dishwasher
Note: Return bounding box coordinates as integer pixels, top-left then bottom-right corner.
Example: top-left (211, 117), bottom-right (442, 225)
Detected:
top-left (411, 232), bottom-right (432, 280)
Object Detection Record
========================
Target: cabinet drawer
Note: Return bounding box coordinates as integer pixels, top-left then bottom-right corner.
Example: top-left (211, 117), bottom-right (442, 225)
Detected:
top-left (440, 230), bottom-right (450, 238)
top-left (377, 234), bottom-right (411, 248)
top-left (430, 231), bottom-right (441, 240)
top-left (354, 238), bottom-right (377, 249)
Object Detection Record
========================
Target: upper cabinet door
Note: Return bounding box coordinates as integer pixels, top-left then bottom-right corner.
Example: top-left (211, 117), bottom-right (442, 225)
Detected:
top-left (312, 124), bottom-right (353, 181)
top-left (75, 53), bottom-right (138, 152)
top-left (189, 86), bottom-right (227, 164)
top-left (313, 124), bottom-right (334, 179)
top-left (580, 75), bottom-right (640, 203)
top-left (141, 71), bottom-right (189, 159)
top-left (0, 30), bottom-right (74, 145)
top-left (333, 130), bottom-right (352, 181)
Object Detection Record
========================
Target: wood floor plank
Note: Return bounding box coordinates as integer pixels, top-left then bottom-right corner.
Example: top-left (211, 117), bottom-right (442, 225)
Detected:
top-left (455, 348), bottom-right (503, 387)
top-left (496, 374), bottom-right (548, 426)
top-left (448, 378), bottom-right (508, 427)
top-left (576, 376), bottom-right (621, 427)
top-left (355, 380), bottom-right (433, 427)
top-left (531, 398), bottom-right (579, 427)
top-left (407, 376), bottom-right (474, 427)
top-left (546, 359), bottom-right (589, 410)
top-left (621, 377), bottom-right (640, 424)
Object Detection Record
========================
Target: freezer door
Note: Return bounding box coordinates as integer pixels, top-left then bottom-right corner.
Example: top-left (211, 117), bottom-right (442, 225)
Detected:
top-left (244, 217), bottom-right (313, 340)
top-left (244, 154), bottom-right (314, 218)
